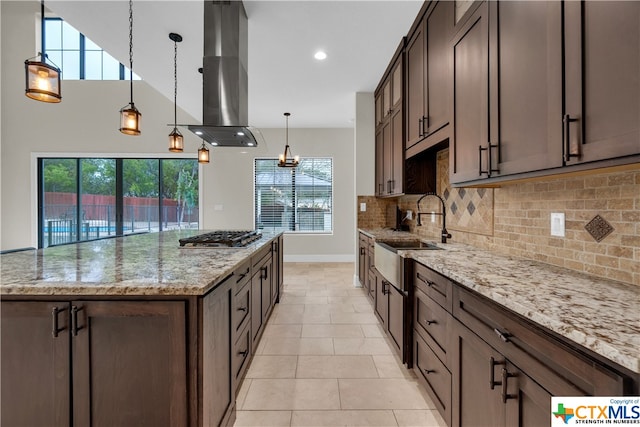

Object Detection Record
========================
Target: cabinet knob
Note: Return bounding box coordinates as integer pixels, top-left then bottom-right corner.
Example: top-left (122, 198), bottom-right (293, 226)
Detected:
top-left (423, 368), bottom-right (435, 375)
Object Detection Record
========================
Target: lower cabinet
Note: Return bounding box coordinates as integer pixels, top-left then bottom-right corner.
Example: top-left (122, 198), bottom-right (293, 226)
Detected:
top-left (374, 269), bottom-right (388, 329)
top-left (411, 260), bottom-right (637, 427)
top-left (1, 300), bottom-right (187, 427)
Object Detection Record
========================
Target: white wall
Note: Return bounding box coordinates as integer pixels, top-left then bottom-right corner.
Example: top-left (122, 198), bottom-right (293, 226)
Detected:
top-left (1, 1), bottom-right (200, 250)
top-left (1, 1), bottom-right (358, 262)
top-left (355, 92), bottom-right (375, 196)
top-left (201, 127), bottom-right (356, 262)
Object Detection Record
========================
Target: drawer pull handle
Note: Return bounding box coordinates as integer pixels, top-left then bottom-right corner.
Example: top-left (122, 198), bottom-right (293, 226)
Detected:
top-left (71, 305), bottom-right (83, 336)
top-left (51, 306), bottom-right (66, 338)
top-left (238, 350), bottom-right (248, 357)
top-left (490, 356), bottom-right (506, 390)
top-left (237, 306), bottom-right (247, 312)
top-left (494, 328), bottom-right (511, 343)
top-left (423, 368), bottom-right (435, 375)
top-left (417, 273), bottom-right (435, 287)
top-left (501, 368), bottom-right (517, 403)
top-left (424, 319), bottom-right (437, 326)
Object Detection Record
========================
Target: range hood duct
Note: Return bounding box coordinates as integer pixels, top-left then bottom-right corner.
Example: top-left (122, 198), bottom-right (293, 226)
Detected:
top-left (188, 1), bottom-right (259, 147)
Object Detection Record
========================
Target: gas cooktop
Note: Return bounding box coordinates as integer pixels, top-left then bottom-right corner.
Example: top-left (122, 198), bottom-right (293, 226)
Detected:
top-left (178, 230), bottom-right (262, 248)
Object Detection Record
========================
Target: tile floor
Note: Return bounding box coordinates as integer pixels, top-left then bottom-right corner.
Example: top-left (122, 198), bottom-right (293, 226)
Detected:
top-left (234, 262), bottom-right (447, 427)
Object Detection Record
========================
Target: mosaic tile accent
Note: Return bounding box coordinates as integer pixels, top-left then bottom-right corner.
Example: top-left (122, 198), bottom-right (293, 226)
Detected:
top-left (585, 214), bottom-right (615, 242)
top-left (436, 149), bottom-right (494, 236)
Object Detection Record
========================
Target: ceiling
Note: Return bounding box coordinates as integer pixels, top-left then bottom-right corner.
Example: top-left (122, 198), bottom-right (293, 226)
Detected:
top-left (46, 0), bottom-right (423, 128)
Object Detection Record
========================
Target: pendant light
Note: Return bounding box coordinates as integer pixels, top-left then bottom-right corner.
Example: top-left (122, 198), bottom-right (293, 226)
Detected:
top-left (198, 140), bottom-right (210, 164)
top-left (277, 113), bottom-right (299, 168)
top-left (119, 0), bottom-right (141, 135)
top-left (24, 0), bottom-right (61, 103)
top-left (168, 32), bottom-right (184, 152)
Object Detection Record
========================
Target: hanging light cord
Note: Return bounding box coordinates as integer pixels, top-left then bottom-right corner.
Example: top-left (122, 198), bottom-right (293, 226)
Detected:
top-left (128, 0), bottom-right (134, 104)
top-left (173, 36), bottom-right (178, 126)
top-left (40, 0), bottom-right (46, 60)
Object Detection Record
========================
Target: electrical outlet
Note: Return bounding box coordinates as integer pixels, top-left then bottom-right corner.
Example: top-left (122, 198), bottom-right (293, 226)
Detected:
top-left (550, 213), bottom-right (565, 237)
top-left (406, 210), bottom-right (413, 220)
top-left (360, 202), bottom-right (366, 212)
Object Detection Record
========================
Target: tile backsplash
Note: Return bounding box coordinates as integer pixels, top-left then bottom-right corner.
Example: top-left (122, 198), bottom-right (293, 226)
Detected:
top-left (358, 149), bottom-right (640, 286)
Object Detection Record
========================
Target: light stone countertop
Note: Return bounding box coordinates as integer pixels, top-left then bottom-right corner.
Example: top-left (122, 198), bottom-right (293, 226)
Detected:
top-left (360, 228), bottom-right (640, 374)
top-left (0, 230), bottom-right (281, 297)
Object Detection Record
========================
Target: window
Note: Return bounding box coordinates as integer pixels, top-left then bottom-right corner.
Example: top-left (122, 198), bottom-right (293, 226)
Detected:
top-left (255, 158), bottom-right (333, 233)
top-left (39, 158), bottom-right (198, 248)
top-left (44, 18), bottom-right (139, 81)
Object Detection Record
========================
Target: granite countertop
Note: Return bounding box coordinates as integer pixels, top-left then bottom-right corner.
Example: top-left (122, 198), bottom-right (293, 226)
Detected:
top-left (360, 228), bottom-right (640, 374)
top-left (0, 230), bottom-right (280, 297)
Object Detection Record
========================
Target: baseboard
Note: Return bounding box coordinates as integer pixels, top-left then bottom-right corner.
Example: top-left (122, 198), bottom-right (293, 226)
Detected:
top-left (283, 254), bottom-right (355, 263)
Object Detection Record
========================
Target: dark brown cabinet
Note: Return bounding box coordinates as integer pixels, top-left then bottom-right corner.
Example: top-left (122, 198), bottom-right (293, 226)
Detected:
top-left (564, 1), bottom-right (640, 165)
top-left (1, 302), bottom-right (71, 427)
top-left (387, 281), bottom-right (405, 357)
top-left (1, 300), bottom-right (188, 427)
top-left (375, 43), bottom-right (404, 197)
top-left (358, 232), bottom-right (368, 288)
top-left (374, 269), bottom-right (388, 329)
top-left (406, 1), bottom-right (454, 153)
top-left (451, 0), bottom-right (639, 185)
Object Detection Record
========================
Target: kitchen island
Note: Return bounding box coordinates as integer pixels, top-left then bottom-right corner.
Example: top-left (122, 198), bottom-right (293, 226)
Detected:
top-left (0, 229), bottom-right (284, 427)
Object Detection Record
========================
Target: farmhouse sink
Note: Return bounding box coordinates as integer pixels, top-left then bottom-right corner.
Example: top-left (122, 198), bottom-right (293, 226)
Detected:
top-left (376, 240), bottom-right (442, 252)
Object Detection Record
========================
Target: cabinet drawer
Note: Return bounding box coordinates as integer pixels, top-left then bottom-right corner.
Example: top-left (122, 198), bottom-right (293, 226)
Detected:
top-left (414, 332), bottom-right (451, 426)
top-left (233, 322), bottom-right (251, 386)
top-left (233, 280), bottom-right (250, 333)
top-left (453, 286), bottom-right (628, 396)
top-left (252, 245), bottom-right (271, 270)
top-left (234, 260), bottom-right (251, 294)
top-left (414, 287), bottom-right (451, 367)
top-left (414, 262), bottom-right (453, 312)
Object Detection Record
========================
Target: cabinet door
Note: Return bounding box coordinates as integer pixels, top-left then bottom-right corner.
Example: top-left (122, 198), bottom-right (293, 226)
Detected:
top-left (375, 127), bottom-right (385, 196)
top-left (271, 240), bottom-right (280, 305)
top-left (375, 92), bottom-right (383, 128)
top-left (491, 1), bottom-right (563, 175)
top-left (451, 2), bottom-right (489, 184)
top-left (251, 268), bottom-right (263, 344)
top-left (1, 301), bottom-right (71, 427)
top-left (382, 117), bottom-right (393, 195)
top-left (504, 362), bottom-right (553, 427)
top-left (390, 106), bottom-right (404, 195)
top-left (451, 320), bottom-right (505, 427)
top-left (425, 0), bottom-right (453, 137)
top-left (565, 1), bottom-right (640, 164)
top-left (358, 236), bottom-right (367, 287)
top-left (406, 21), bottom-right (426, 148)
top-left (367, 265), bottom-right (376, 301)
top-left (375, 271), bottom-right (389, 328)
top-left (72, 300), bottom-right (187, 427)
top-left (261, 259), bottom-right (272, 322)
top-left (387, 283), bottom-right (404, 359)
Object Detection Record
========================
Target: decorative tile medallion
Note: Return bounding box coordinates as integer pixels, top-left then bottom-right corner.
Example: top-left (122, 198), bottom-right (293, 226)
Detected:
top-left (584, 214), bottom-right (614, 242)
top-left (437, 149), bottom-right (494, 236)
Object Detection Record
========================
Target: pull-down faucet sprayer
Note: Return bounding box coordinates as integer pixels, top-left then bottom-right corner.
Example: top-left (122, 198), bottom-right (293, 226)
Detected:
top-left (416, 192), bottom-right (452, 243)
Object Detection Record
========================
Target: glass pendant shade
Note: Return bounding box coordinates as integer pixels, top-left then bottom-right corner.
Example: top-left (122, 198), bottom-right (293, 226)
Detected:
top-left (168, 128), bottom-right (184, 152)
top-left (277, 112), bottom-right (299, 168)
top-left (119, 103), bottom-right (142, 135)
top-left (198, 141), bottom-right (210, 164)
top-left (25, 58), bottom-right (61, 103)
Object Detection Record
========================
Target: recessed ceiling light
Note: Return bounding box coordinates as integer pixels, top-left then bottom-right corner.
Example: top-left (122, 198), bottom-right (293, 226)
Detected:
top-left (211, 142), bottom-right (218, 146)
top-left (314, 51), bottom-right (327, 60)
top-left (240, 151), bottom-right (248, 154)
top-left (195, 131), bottom-right (203, 135)
top-left (247, 142), bottom-right (254, 146)
top-left (237, 131), bottom-right (245, 136)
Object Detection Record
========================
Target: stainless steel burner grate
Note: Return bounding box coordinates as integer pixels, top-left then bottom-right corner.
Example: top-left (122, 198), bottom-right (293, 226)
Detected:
top-left (179, 230), bottom-right (262, 248)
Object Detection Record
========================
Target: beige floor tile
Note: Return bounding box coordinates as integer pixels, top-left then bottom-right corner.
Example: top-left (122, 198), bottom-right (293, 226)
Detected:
top-left (338, 379), bottom-right (435, 410)
top-left (246, 355), bottom-right (298, 378)
top-left (354, 302), bottom-right (374, 313)
top-left (296, 355), bottom-right (379, 378)
top-left (270, 311), bottom-right (305, 324)
top-left (242, 379), bottom-right (340, 410)
top-left (279, 296), bottom-right (328, 305)
top-left (304, 303), bottom-right (356, 314)
top-left (373, 355), bottom-right (416, 379)
top-left (393, 409), bottom-right (447, 427)
top-left (234, 411), bottom-right (292, 426)
top-left (260, 337), bottom-right (334, 355)
top-left (290, 410), bottom-right (398, 426)
top-left (301, 310), bottom-right (331, 324)
top-left (360, 324), bottom-right (386, 338)
top-left (328, 296), bottom-right (372, 305)
top-left (347, 288), bottom-right (369, 296)
top-left (306, 288), bottom-right (350, 297)
top-left (262, 324), bottom-right (303, 338)
top-left (236, 378), bottom-right (252, 410)
top-left (331, 312), bottom-right (380, 324)
top-left (333, 338), bottom-right (393, 355)
top-left (301, 324), bottom-right (364, 338)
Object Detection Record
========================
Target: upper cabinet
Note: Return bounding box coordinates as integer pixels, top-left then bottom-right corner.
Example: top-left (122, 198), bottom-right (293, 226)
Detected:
top-left (375, 43), bottom-right (405, 197)
top-left (564, 1), bottom-right (640, 165)
top-left (451, 0), bottom-right (640, 185)
top-left (406, 1), bottom-right (454, 156)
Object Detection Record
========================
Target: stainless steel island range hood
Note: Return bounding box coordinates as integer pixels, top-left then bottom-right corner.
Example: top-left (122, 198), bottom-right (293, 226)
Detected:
top-left (188, 1), bottom-right (259, 147)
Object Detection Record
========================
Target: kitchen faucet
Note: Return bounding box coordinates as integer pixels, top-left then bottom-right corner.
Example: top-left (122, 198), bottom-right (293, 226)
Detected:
top-left (416, 192), bottom-right (452, 243)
